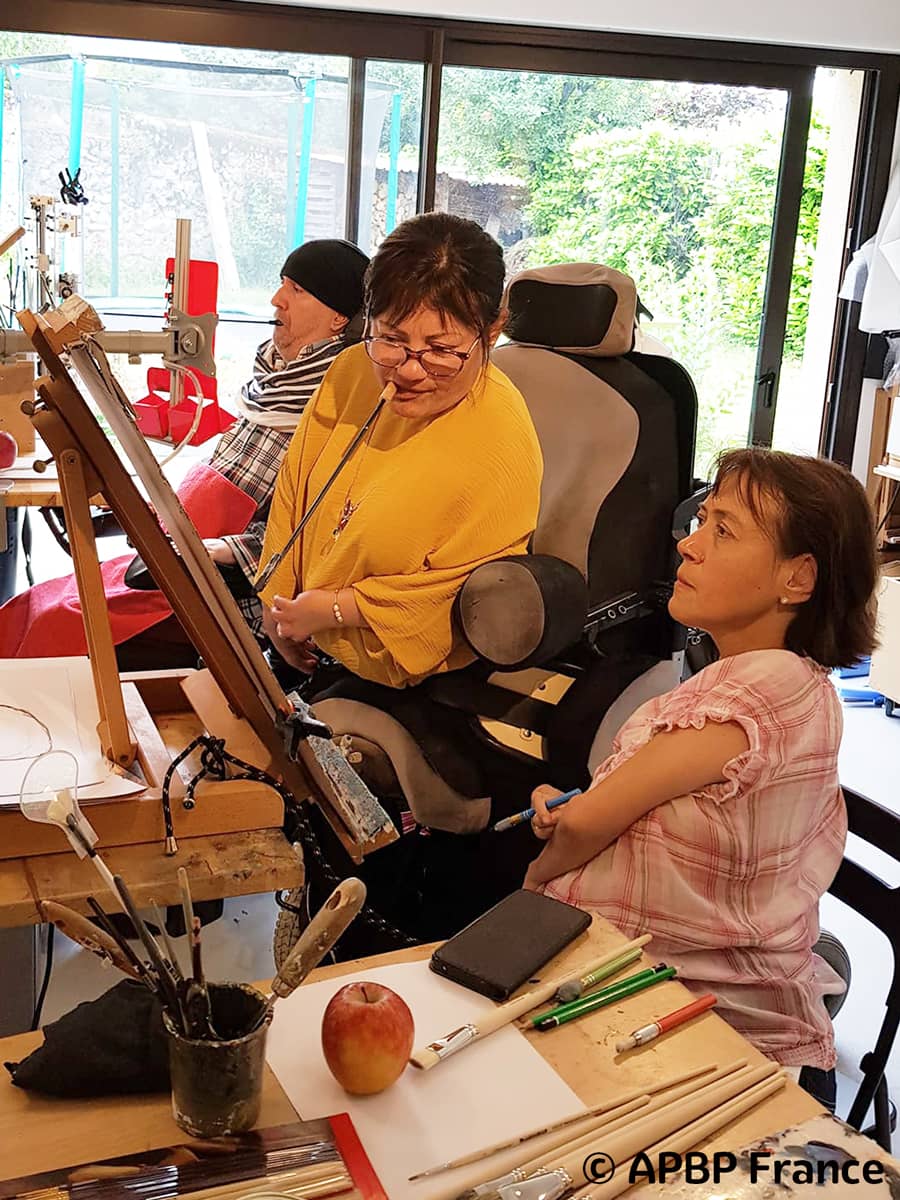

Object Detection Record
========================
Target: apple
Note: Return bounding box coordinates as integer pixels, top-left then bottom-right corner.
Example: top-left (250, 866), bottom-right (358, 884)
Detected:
top-left (0, 431), bottom-right (17, 469)
top-left (321, 981), bottom-right (414, 1095)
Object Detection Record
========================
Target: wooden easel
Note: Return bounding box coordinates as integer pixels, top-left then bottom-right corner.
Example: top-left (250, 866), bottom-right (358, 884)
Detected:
top-left (1, 309), bottom-right (396, 880)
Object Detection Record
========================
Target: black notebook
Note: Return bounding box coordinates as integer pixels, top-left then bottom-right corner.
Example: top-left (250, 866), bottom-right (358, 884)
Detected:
top-left (430, 889), bottom-right (591, 1001)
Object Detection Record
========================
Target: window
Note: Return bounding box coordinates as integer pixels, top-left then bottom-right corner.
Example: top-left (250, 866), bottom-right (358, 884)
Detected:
top-left (436, 66), bottom-right (789, 475)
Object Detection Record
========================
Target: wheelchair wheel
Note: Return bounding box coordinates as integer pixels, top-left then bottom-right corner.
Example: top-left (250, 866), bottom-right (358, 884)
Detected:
top-left (814, 929), bottom-right (851, 1020)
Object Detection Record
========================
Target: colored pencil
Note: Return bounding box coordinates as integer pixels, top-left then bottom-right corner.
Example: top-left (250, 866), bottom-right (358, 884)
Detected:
top-left (615, 993), bottom-right (717, 1052)
top-left (493, 788), bottom-right (581, 833)
top-left (533, 964), bottom-right (665, 1026)
top-left (533, 966), bottom-right (677, 1030)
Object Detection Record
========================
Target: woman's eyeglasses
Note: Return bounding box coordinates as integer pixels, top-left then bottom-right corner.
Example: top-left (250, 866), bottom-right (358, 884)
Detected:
top-left (364, 334), bottom-right (481, 379)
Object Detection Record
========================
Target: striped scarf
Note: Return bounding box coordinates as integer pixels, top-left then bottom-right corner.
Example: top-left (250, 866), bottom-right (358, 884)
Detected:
top-left (235, 335), bottom-right (346, 430)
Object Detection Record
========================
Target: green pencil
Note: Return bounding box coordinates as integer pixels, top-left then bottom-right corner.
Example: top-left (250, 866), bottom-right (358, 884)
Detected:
top-left (532, 965), bottom-right (661, 1026)
top-left (533, 966), bottom-right (677, 1030)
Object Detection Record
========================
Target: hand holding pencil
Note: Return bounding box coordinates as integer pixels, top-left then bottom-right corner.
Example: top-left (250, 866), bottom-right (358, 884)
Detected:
top-left (494, 786), bottom-right (581, 835)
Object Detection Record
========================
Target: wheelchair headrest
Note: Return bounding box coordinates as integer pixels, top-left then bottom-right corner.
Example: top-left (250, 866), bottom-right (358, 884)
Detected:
top-left (503, 264), bottom-right (637, 357)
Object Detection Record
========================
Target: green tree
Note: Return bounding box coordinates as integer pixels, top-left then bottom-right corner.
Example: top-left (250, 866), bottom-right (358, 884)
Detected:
top-left (699, 116), bottom-right (827, 356)
top-left (528, 123), bottom-right (714, 278)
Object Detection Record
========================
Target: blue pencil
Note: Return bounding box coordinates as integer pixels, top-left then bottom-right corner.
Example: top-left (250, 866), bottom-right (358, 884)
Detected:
top-left (492, 788), bottom-right (582, 833)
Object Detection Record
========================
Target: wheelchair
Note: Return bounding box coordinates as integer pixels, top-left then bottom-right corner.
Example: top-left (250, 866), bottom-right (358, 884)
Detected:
top-left (288, 263), bottom-right (701, 955)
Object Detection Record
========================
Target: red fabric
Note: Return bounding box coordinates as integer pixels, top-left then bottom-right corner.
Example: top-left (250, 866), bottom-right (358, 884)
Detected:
top-left (0, 463), bottom-right (257, 658)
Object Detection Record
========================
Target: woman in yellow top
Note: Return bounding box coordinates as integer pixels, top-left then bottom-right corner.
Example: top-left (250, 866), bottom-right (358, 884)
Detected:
top-left (257, 213), bottom-right (543, 689)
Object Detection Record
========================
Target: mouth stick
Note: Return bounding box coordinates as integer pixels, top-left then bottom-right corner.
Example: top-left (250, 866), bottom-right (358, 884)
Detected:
top-left (41, 900), bottom-right (144, 982)
top-left (410, 934), bottom-right (652, 1070)
top-left (408, 1061), bottom-right (720, 1180)
top-left (254, 382), bottom-right (396, 595)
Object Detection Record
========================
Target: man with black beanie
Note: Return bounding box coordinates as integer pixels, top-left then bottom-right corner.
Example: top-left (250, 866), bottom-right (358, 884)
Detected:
top-left (271, 239), bottom-right (369, 363)
top-left (201, 238), bottom-right (369, 632)
top-left (112, 238), bottom-right (370, 670)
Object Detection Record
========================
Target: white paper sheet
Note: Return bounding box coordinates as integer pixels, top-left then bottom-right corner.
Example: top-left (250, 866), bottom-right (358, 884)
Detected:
top-left (0, 658), bottom-right (145, 803)
top-left (266, 960), bottom-right (584, 1200)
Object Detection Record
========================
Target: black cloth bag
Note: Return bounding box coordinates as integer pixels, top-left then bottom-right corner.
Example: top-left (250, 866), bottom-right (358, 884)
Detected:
top-left (4, 979), bottom-right (169, 1097)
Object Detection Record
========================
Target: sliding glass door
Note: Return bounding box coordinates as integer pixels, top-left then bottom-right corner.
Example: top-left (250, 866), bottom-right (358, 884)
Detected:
top-left (434, 62), bottom-right (811, 475)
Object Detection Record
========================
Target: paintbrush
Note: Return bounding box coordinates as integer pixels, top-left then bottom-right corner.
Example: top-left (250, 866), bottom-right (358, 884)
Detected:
top-left (183, 914), bottom-right (217, 1040)
top-left (86, 895), bottom-right (158, 993)
top-left (249, 877), bottom-right (367, 1033)
top-left (151, 898), bottom-right (184, 982)
top-left (410, 934), bottom-right (652, 1069)
top-left (113, 873), bottom-right (182, 1018)
top-left (407, 1062), bottom-right (718, 1180)
top-left (177, 866), bottom-right (195, 937)
top-left (40, 901), bottom-right (144, 981)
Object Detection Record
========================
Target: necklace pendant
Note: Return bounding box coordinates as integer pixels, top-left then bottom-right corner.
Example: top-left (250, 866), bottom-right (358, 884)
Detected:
top-left (332, 497), bottom-right (358, 540)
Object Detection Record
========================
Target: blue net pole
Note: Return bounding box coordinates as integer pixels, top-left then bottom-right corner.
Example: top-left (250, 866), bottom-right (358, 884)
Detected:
top-left (386, 90), bottom-right (402, 235)
top-left (294, 77), bottom-right (317, 245)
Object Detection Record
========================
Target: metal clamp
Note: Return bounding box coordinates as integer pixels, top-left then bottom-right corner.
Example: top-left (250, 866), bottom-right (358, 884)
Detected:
top-left (423, 1023), bottom-right (478, 1062)
top-left (165, 307), bottom-right (218, 378)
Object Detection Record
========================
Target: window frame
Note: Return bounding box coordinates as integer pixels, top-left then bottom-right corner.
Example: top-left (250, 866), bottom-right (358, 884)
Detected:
top-left (5, 0), bottom-right (899, 462)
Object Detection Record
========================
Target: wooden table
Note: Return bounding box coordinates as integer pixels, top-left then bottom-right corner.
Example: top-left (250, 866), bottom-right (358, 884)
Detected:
top-left (0, 919), bottom-right (824, 1183)
top-left (2, 471), bottom-right (64, 508)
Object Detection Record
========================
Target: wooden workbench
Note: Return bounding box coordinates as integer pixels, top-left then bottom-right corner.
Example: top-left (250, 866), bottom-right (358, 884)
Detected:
top-left (0, 919), bottom-right (825, 1183)
top-left (0, 671), bottom-right (299, 928)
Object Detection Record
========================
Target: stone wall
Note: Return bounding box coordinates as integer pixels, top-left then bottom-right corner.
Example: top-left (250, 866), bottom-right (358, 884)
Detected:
top-left (369, 167), bottom-right (529, 250)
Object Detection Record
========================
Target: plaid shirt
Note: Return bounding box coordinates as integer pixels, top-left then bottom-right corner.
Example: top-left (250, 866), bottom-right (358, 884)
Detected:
top-left (542, 650), bottom-right (847, 1070)
top-left (209, 337), bottom-right (345, 637)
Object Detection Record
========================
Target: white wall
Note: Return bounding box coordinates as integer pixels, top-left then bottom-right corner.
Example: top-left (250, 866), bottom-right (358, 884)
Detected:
top-left (238, 0), bottom-right (900, 55)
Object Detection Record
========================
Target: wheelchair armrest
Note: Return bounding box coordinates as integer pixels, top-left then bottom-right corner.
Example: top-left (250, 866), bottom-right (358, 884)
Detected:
top-left (455, 554), bottom-right (588, 670)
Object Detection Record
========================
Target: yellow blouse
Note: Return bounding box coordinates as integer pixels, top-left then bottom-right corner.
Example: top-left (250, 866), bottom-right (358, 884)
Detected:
top-left (258, 343), bottom-right (543, 688)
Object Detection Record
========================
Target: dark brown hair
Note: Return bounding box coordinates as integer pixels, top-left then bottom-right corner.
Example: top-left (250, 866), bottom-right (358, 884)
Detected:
top-left (712, 448), bottom-right (878, 669)
top-left (365, 213), bottom-right (505, 354)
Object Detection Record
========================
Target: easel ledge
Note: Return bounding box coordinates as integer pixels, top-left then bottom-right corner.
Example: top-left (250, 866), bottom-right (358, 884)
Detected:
top-left (0, 670), bottom-right (286, 863)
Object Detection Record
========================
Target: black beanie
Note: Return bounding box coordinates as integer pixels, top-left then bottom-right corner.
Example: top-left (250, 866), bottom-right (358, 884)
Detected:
top-left (280, 239), bottom-right (369, 319)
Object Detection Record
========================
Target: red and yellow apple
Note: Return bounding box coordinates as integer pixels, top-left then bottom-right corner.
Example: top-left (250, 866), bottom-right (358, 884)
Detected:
top-left (321, 981), bottom-right (414, 1095)
top-left (0, 431), bottom-right (17, 470)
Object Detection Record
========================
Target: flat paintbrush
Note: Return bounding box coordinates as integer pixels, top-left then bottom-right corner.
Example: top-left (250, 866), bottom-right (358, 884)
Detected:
top-left (410, 934), bottom-right (652, 1069)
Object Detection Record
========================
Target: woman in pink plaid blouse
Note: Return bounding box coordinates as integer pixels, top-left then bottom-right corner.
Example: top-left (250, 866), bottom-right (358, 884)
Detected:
top-left (526, 449), bottom-right (878, 1101)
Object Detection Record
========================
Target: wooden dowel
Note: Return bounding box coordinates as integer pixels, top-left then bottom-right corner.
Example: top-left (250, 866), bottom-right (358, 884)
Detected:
top-left (513, 1060), bottom-right (752, 1180)
top-left (409, 1061), bottom-right (721, 1180)
top-left (152, 1164), bottom-right (352, 1200)
top-left (543, 1062), bottom-right (780, 1186)
top-left (578, 1073), bottom-right (787, 1200)
top-left (430, 1064), bottom-right (751, 1200)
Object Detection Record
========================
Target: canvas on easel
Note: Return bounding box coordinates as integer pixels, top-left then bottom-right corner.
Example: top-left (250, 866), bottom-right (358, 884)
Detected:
top-left (10, 306), bottom-right (396, 863)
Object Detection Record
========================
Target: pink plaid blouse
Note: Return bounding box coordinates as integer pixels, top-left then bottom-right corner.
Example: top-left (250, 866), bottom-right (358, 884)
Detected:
top-left (541, 649), bottom-right (847, 1069)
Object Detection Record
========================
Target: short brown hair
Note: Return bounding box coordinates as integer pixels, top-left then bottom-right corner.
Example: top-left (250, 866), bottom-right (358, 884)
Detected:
top-left (365, 213), bottom-right (505, 354)
top-left (711, 448), bottom-right (878, 669)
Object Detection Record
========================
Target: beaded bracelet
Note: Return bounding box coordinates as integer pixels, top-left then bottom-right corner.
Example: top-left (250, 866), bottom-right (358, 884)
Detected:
top-left (332, 590), bottom-right (345, 626)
